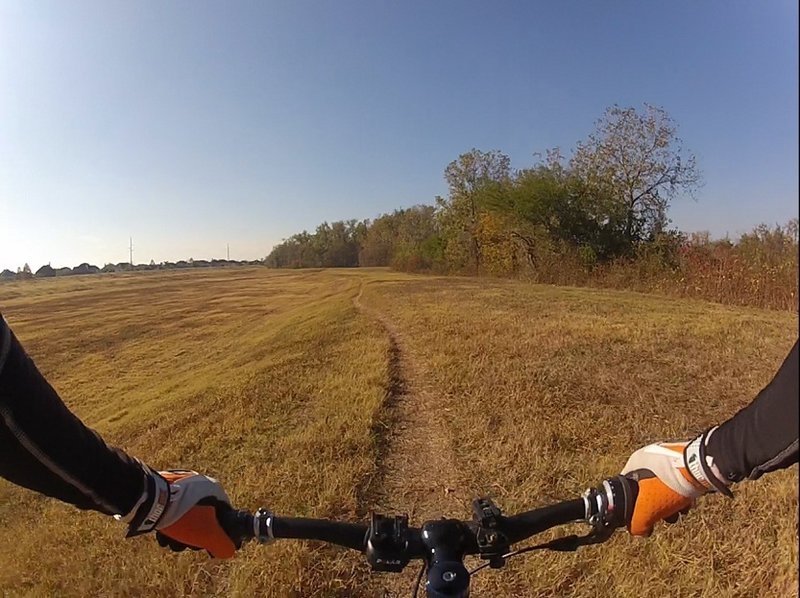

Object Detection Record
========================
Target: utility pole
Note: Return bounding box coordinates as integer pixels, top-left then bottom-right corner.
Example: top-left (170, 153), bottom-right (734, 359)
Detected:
top-left (227, 243), bottom-right (230, 261)
top-left (129, 237), bottom-right (133, 266)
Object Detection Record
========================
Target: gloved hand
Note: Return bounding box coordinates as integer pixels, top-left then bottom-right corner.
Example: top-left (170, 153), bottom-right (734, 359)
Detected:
top-left (621, 429), bottom-right (732, 536)
top-left (123, 469), bottom-right (238, 558)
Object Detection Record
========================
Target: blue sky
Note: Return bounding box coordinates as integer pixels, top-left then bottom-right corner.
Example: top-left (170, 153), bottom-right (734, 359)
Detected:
top-left (1, 1), bottom-right (797, 270)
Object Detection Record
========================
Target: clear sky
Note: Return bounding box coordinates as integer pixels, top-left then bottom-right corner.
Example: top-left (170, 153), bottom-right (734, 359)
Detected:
top-left (1, 1), bottom-right (797, 271)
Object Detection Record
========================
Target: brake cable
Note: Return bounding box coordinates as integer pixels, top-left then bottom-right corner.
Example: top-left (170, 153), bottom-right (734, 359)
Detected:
top-left (469, 521), bottom-right (617, 576)
top-left (410, 562), bottom-right (426, 598)
top-left (470, 487), bottom-right (624, 578)
top-left (469, 541), bottom-right (552, 576)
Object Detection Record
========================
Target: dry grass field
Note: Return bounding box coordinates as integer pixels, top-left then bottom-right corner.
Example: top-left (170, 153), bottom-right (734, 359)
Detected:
top-left (0, 268), bottom-right (796, 597)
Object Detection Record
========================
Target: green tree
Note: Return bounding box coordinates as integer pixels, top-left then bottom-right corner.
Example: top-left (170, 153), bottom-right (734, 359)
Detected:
top-left (359, 214), bottom-right (398, 266)
top-left (266, 219), bottom-right (367, 268)
top-left (474, 149), bottom-right (627, 268)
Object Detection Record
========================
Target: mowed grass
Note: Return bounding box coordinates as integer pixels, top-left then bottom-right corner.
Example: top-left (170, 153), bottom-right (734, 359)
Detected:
top-left (0, 268), bottom-right (797, 597)
top-left (0, 269), bottom-right (396, 596)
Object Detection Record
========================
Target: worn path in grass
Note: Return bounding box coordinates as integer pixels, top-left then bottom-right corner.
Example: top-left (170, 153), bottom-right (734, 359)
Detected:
top-left (354, 283), bottom-right (470, 596)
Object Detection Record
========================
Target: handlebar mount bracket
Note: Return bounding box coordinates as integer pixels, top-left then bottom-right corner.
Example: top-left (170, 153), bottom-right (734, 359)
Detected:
top-left (365, 513), bottom-right (410, 573)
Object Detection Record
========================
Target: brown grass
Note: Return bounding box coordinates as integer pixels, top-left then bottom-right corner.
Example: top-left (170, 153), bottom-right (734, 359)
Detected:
top-left (0, 268), bottom-right (796, 597)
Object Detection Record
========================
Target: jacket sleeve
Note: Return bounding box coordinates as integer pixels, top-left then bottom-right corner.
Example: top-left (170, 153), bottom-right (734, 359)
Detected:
top-left (706, 340), bottom-right (799, 483)
top-left (0, 314), bottom-right (146, 516)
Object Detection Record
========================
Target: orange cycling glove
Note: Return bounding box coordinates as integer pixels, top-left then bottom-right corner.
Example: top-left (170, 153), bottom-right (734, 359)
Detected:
top-left (120, 468), bottom-right (238, 558)
top-left (621, 428), bottom-right (732, 536)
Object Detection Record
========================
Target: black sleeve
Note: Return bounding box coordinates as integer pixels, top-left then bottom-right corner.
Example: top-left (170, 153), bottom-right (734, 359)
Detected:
top-left (706, 340), bottom-right (799, 483)
top-left (0, 314), bottom-right (146, 516)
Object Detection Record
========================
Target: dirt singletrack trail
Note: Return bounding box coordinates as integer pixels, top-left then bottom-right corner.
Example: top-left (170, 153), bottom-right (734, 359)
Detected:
top-left (354, 285), bottom-right (470, 597)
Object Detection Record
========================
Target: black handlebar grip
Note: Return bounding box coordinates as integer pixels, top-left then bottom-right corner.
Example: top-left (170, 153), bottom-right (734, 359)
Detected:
top-left (220, 509), bottom-right (256, 545)
top-left (615, 475), bottom-right (639, 528)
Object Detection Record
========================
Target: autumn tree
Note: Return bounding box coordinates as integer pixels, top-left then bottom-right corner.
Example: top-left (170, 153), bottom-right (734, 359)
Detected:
top-left (571, 104), bottom-right (701, 247)
top-left (359, 206), bottom-right (441, 269)
top-left (439, 149), bottom-right (511, 274)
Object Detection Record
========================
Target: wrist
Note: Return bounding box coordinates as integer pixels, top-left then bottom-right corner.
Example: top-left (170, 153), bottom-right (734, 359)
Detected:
top-left (684, 428), bottom-right (733, 498)
top-left (120, 465), bottom-right (171, 536)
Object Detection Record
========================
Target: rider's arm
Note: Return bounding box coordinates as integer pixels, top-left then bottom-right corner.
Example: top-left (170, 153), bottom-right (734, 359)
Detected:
top-left (0, 314), bottom-right (147, 516)
top-left (621, 340), bottom-right (798, 536)
top-left (705, 340), bottom-right (798, 482)
top-left (0, 314), bottom-right (236, 557)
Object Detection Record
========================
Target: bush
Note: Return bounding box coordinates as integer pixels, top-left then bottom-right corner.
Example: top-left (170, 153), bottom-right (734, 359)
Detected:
top-left (510, 221), bottom-right (797, 312)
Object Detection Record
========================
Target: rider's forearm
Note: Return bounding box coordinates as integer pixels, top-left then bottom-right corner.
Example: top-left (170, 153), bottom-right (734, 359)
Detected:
top-left (706, 341), bottom-right (799, 483)
top-left (0, 314), bottom-right (147, 516)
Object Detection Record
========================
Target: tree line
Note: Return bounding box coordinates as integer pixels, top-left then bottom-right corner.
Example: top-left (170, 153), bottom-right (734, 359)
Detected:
top-left (266, 104), bottom-right (798, 312)
top-left (266, 104), bottom-right (702, 273)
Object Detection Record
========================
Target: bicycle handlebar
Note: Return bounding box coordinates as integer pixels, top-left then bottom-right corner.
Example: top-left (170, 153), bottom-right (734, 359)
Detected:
top-left (220, 475), bottom-right (637, 597)
top-left (224, 513), bottom-right (370, 551)
top-left (221, 498), bottom-right (588, 554)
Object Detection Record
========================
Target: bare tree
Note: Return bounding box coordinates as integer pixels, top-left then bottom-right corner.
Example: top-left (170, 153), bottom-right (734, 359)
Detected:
top-left (571, 104), bottom-right (702, 243)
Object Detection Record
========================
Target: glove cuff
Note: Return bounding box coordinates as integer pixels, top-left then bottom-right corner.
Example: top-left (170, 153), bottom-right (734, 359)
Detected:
top-left (124, 465), bottom-right (171, 537)
top-left (684, 428), bottom-right (733, 498)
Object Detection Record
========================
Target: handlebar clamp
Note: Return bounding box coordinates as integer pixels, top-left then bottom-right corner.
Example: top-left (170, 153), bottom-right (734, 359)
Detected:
top-left (582, 475), bottom-right (636, 539)
top-left (253, 508), bottom-right (275, 544)
top-left (472, 497), bottom-right (510, 569)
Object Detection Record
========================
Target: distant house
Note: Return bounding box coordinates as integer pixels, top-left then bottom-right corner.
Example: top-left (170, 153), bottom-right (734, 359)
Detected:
top-left (35, 265), bottom-right (57, 278)
top-left (1, 256), bottom-right (259, 282)
top-left (73, 263), bottom-right (100, 275)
